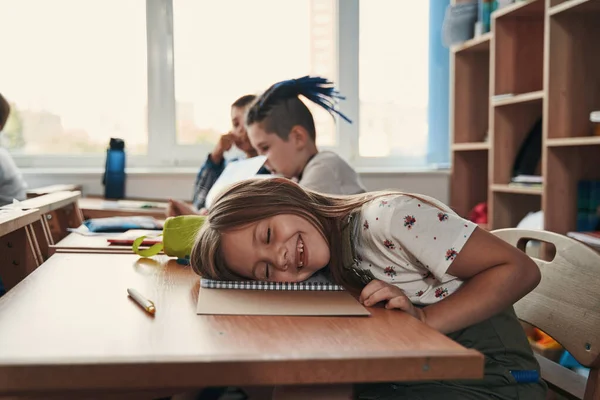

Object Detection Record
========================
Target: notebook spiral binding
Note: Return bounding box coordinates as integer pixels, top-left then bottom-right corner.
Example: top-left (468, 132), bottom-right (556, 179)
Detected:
top-left (200, 279), bottom-right (345, 291)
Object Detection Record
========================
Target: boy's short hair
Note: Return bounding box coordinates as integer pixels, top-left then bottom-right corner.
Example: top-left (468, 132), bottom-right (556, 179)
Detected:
top-left (231, 94), bottom-right (257, 109)
top-left (0, 93), bottom-right (10, 131)
top-left (245, 76), bottom-right (350, 143)
top-left (248, 97), bottom-right (316, 142)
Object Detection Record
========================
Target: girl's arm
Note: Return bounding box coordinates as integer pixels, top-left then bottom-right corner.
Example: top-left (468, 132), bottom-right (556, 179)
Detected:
top-left (357, 196), bottom-right (541, 334)
top-left (420, 227), bottom-right (540, 333)
top-left (361, 227), bottom-right (540, 334)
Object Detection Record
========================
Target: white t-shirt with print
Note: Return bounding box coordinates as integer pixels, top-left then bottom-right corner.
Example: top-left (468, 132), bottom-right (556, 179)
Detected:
top-left (353, 194), bottom-right (477, 305)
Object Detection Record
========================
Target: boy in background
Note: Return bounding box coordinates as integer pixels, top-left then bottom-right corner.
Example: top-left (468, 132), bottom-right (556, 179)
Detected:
top-left (167, 94), bottom-right (269, 216)
top-left (246, 76), bottom-right (365, 196)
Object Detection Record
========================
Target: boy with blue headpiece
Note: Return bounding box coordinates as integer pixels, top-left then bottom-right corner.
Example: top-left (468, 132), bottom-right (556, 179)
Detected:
top-left (245, 75), bottom-right (365, 195)
top-left (169, 76), bottom-right (365, 220)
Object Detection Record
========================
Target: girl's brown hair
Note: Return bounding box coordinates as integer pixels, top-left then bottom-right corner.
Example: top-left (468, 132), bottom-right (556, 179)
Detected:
top-left (190, 177), bottom-right (437, 293)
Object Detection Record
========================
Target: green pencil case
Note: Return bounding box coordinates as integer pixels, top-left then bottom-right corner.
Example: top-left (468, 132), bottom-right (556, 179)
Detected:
top-left (133, 215), bottom-right (206, 260)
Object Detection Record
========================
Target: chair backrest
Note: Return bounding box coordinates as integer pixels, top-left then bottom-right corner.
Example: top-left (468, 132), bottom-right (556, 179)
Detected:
top-left (492, 228), bottom-right (600, 368)
top-left (493, 228), bottom-right (600, 399)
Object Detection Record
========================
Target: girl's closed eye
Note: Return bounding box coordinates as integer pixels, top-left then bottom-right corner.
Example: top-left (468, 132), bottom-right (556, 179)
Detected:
top-left (266, 227), bottom-right (271, 244)
top-left (260, 146), bottom-right (269, 153)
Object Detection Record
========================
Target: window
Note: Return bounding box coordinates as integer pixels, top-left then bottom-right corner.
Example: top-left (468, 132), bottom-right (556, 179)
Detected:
top-left (0, 0), bottom-right (148, 156)
top-left (358, 0), bottom-right (430, 161)
top-left (172, 0), bottom-right (336, 149)
top-left (2, 0), bottom-right (443, 170)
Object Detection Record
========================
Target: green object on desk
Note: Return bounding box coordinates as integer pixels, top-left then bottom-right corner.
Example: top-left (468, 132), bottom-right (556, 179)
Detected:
top-left (133, 215), bottom-right (206, 259)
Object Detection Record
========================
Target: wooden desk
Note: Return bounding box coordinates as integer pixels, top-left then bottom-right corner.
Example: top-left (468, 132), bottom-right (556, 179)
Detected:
top-left (50, 231), bottom-right (162, 255)
top-left (0, 254), bottom-right (483, 397)
top-left (26, 184), bottom-right (83, 199)
top-left (0, 209), bottom-right (43, 291)
top-left (79, 197), bottom-right (168, 220)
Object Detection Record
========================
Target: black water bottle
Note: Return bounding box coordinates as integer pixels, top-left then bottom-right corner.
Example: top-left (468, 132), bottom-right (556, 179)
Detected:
top-left (103, 138), bottom-right (126, 199)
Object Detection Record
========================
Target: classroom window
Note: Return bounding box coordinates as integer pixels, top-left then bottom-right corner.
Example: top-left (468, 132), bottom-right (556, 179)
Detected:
top-left (172, 0), bottom-right (337, 149)
top-left (3, 0), bottom-right (443, 170)
top-left (358, 0), bottom-right (430, 161)
top-left (0, 0), bottom-right (148, 156)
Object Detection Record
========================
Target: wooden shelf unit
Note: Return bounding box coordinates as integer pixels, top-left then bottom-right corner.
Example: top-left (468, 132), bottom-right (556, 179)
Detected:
top-left (450, 0), bottom-right (600, 235)
top-left (449, 9), bottom-right (492, 221)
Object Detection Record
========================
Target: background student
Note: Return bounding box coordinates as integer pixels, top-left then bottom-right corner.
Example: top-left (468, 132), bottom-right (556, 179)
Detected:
top-left (245, 75), bottom-right (366, 196)
top-left (0, 92), bottom-right (27, 207)
top-left (167, 94), bottom-right (269, 216)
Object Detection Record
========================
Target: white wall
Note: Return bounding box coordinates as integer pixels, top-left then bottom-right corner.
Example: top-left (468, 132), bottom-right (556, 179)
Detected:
top-left (21, 169), bottom-right (450, 204)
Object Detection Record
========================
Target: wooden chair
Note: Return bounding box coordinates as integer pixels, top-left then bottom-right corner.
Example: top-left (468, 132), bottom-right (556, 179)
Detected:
top-left (3, 191), bottom-right (84, 259)
top-left (0, 209), bottom-right (44, 291)
top-left (492, 228), bottom-right (600, 400)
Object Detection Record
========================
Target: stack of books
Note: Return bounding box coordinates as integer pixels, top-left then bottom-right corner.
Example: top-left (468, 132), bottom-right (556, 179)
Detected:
top-left (577, 180), bottom-right (600, 232)
top-left (568, 180), bottom-right (600, 251)
top-left (509, 175), bottom-right (543, 189)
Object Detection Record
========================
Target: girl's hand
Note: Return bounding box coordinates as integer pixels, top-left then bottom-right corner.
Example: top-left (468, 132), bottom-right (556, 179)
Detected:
top-left (359, 280), bottom-right (425, 323)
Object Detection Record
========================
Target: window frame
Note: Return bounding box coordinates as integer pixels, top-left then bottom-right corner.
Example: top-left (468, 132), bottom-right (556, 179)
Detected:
top-left (10, 0), bottom-right (433, 171)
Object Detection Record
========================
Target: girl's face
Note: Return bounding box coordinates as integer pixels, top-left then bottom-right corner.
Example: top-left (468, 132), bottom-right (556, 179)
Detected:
top-left (230, 106), bottom-right (255, 154)
top-left (220, 214), bottom-right (330, 282)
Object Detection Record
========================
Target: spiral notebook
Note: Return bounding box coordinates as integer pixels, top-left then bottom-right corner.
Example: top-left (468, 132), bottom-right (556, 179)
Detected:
top-left (196, 274), bottom-right (369, 317)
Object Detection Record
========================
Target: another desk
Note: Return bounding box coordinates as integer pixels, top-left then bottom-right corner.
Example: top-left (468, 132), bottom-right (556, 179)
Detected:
top-left (79, 198), bottom-right (168, 220)
top-left (0, 254), bottom-right (483, 397)
top-left (50, 231), bottom-right (161, 255)
top-left (4, 191), bottom-right (85, 252)
top-left (0, 209), bottom-right (43, 291)
top-left (26, 184), bottom-right (84, 199)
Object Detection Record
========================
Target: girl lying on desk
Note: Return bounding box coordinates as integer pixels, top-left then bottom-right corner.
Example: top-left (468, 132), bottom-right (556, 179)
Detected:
top-left (190, 177), bottom-right (547, 399)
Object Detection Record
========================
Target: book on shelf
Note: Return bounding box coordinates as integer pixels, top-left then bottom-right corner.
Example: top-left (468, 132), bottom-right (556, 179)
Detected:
top-left (509, 175), bottom-right (543, 189)
top-left (567, 231), bottom-right (600, 251)
top-left (577, 180), bottom-right (600, 232)
top-left (511, 175), bottom-right (543, 184)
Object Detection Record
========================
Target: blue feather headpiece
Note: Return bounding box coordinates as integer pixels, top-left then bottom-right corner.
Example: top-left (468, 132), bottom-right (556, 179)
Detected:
top-left (254, 76), bottom-right (352, 124)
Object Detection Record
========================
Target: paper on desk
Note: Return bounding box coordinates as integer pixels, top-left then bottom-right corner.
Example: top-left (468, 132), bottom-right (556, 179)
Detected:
top-left (204, 155), bottom-right (269, 209)
top-left (0, 199), bottom-right (25, 212)
top-left (67, 225), bottom-right (105, 236)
